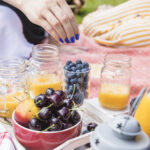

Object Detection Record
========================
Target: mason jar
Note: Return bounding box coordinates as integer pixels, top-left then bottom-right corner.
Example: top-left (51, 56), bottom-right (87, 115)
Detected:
top-left (0, 58), bottom-right (28, 118)
top-left (98, 54), bottom-right (131, 110)
top-left (28, 44), bottom-right (62, 98)
top-left (63, 61), bottom-right (90, 106)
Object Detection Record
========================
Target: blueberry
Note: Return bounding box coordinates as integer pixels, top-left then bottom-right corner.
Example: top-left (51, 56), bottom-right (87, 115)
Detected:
top-left (66, 61), bottom-right (72, 66)
top-left (67, 90), bottom-right (71, 95)
top-left (76, 70), bottom-right (80, 73)
top-left (84, 82), bottom-right (88, 88)
top-left (67, 94), bottom-right (72, 99)
top-left (65, 78), bottom-right (70, 84)
top-left (81, 68), bottom-right (88, 72)
top-left (73, 92), bottom-right (84, 105)
top-left (83, 62), bottom-right (89, 68)
top-left (76, 73), bottom-right (81, 78)
top-left (70, 78), bottom-right (77, 84)
top-left (65, 84), bottom-right (69, 90)
top-left (67, 73), bottom-right (76, 79)
top-left (69, 63), bottom-right (76, 68)
top-left (77, 78), bottom-right (82, 84)
top-left (76, 64), bottom-right (83, 70)
top-left (64, 66), bottom-right (71, 71)
top-left (84, 74), bottom-right (89, 82)
top-left (75, 83), bottom-right (80, 90)
top-left (68, 85), bottom-right (73, 93)
top-left (85, 67), bottom-right (90, 71)
top-left (71, 66), bottom-right (76, 72)
top-left (76, 60), bottom-right (82, 64)
top-left (70, 72), bottom-right (76, 78)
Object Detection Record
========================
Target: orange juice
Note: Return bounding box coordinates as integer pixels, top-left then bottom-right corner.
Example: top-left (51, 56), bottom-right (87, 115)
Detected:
top-left (0, 92), bottom-right (26, 118)
top-left (98, 83), bottom-right (129, 110)
top-left (29, 74), bottom-right (62, 97)
top-left (135, 94), bottom-right (150, 137)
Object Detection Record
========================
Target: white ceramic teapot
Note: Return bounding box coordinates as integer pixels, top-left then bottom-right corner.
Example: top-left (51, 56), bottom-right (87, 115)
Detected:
top-left (91, 88), bottom-right (150, 150)
top-left (90, 114), bottom-right (150, 150)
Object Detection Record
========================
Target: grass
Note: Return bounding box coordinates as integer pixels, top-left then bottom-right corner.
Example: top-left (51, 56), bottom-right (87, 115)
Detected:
top-left (75, 0), bottom-right (127, 23)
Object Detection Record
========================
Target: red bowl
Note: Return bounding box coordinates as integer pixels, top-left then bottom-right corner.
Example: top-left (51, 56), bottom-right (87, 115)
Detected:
top-left (12, 111), bottom-right (82, 150)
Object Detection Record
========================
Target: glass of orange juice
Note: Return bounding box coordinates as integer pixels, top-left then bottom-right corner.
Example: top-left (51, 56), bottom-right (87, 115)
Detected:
top-left (98, 54), bottom-right (131, 110)
top-left (0, 58), bottom-right (28, 118)
top-left (28, 44), bottom-right (62, 98)
top-left (135, 90), bottom-right (150, 137)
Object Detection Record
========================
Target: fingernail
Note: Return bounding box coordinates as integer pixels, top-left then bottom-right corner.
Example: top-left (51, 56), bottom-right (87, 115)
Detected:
top-left (59, 38), bottom-right (64, 43)
top-left (65, 38), bottom-right (70, 43)
top-left (75, 34), bottom-right (79, 40)
top-left (70, 36), bottom-right (75, 43)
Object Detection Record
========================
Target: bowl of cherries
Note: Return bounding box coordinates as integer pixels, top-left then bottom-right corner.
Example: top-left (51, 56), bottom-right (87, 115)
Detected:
top-left (12, 88), bottom-right (82, 150)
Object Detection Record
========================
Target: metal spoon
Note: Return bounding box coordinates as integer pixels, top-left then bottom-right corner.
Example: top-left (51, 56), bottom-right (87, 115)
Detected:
top-left (129, 88), bottom-right (146, 116)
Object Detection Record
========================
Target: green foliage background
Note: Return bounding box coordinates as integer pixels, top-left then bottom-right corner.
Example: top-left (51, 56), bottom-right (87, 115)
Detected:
top-left (75, 0), bottom-right (127, 24)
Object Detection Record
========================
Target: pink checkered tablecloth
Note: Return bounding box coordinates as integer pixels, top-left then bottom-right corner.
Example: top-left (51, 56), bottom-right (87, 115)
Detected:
top-left (59, 33), bottom-right (150, 99)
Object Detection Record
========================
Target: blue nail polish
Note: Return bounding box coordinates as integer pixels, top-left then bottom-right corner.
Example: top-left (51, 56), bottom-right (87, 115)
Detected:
top-left (65, 38), bottom-right (70, 43)
top-left (75, 34), bottom-right (79, 40)
top-left (70, 36), bottom-right (75, 43)
top-left (59, 38), bottom-right (64, 43)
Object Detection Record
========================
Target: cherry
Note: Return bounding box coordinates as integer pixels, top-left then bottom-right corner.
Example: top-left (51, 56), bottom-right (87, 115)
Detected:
top-left (48, 117), bottom-right (63, 131)
top-left (45, 88), bottom-right (55, 99)
top-left (49, 94), bottom-right (63, 107)
top-left (29, 118), bottom-right (42, 131)
top-left (38, 107), bottom-right (51, 120)
top-left (54, 90), bottom-right (66, 99)
top-left (62, 122), bottom-right (73, 130)
top-left (34, 94), bottom-right (47, 108)
top-left (57, 107), bottom-right (71, 122)
top-left (70, 110), bottom-right (80, 124)
top-left (87, 123), bottom-right (98, 132)
top-left (63, 99), bottom-right (74, 109)
top-left (62, 122), bottom-right (68, 129)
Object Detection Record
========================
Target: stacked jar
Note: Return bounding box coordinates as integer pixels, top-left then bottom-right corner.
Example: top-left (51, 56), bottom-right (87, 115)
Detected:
top-left (0, 58), bottom-right (28, 118)
top-left (98, 54), bottom-right (131, 110)
top-left (28, 44), bottom-right (62, 98)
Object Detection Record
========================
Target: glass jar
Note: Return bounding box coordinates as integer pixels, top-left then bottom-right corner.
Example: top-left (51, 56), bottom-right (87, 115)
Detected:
top-left (63, 66), bottom-right (90, 106)
top-left (135, 89), bottom-right (150, 137)
top-left (28, 44), bottom-right (62, 98)
top-left (0, 58), bottom-right (28, 118)
top-left (98, 54), bottom-right (131, 110)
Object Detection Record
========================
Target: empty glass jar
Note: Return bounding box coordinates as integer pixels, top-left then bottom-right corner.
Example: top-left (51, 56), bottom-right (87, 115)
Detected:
top-left (28, 44), bottom-right (62, 98)
top-left (98, 54), bottom-right (131, 110)
top-left (0, 58), bottom-right (28, 118)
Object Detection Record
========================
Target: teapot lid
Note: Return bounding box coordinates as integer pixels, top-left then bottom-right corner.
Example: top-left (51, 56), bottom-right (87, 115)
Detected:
top-left (110, 114), bottom-right (141, 138)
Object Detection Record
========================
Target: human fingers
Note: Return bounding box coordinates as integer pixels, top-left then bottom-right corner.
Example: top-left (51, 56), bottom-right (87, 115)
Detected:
top-left (58, 0), bottom-right (79, 40)
top-left (49, 3), bottom-right (75, 43)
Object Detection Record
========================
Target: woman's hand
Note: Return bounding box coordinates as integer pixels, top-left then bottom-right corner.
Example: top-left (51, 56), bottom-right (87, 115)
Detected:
top-left (5, 0), bottom-right (79, 43)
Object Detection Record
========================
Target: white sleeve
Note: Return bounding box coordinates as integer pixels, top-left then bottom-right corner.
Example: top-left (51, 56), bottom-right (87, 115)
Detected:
top-left (0, 6), bottom-right (33, 59)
